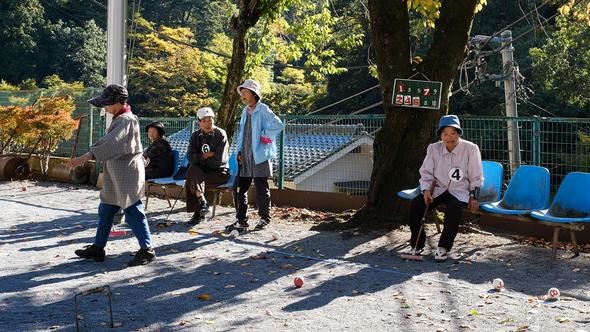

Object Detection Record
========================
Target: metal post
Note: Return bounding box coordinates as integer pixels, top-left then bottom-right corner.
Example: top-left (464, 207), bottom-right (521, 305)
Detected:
top-left (277, 115), bottom-right (286, 189)
top-left (500, 30), bottom-right (521, 175)
top-left (532, 116), bottom-right (541, 165)
top-left (105, 0), bottom-right (128, 128)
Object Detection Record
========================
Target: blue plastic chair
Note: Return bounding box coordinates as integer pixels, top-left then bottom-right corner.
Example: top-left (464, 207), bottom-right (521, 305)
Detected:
top-left (530, 172), bottom-right (590, 259)
top-left (396, 160), bottom-right (504, 203)
top-left (145, 152), bottom-right (188, 209)
top-left (480, 165), bottom-right (550, 215)
top-left (209, 152), bottom-right (238, 219)
top-left (479, 161), bottom-right (504, 203)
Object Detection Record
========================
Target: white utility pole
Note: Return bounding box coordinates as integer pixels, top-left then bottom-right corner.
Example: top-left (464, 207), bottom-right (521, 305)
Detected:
top-left (471, 30), bottom-right (522, 175)
top-left (500, 30), bottom-right (521, 175)
top-left (105, 0), bottom-right (128, 127)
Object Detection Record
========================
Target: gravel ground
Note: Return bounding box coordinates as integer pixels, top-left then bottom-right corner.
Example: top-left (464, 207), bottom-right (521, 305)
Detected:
top-left (1, 180), bottom-right (590, 331)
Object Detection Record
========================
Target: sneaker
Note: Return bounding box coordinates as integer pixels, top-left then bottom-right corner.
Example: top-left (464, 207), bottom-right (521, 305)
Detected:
top-left (128, 248), bottom-right (156, 266)
top-left (75, 244), bottom-right (105, 262)
top-left (254, 219), bottom-right (270, 230)
top-left (434, 247), bottom-right (448, 262)
top-left (225, 220), bottom-right (249, 233)
top-left (189, 211), bottom-right (205, 225)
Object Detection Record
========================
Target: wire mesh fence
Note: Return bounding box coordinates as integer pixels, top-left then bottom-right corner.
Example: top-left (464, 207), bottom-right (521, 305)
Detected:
top-left (2, 88), bottom-right (589, 196)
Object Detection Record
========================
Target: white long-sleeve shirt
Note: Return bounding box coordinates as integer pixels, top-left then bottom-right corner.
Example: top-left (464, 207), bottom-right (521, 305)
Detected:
top-left (418, 138), bottom-right (484, 203)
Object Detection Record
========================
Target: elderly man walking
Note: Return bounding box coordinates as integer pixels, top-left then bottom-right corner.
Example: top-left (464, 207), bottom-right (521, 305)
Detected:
top-left (67, 84), bottom-right (156, 266)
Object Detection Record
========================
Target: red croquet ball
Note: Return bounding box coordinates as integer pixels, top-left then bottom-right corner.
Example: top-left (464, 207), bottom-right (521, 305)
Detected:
top-left (294, 276), bottom-right (304, 288)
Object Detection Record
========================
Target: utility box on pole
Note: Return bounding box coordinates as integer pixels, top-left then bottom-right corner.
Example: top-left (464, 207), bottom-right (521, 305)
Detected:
top-left (500, 30), bottom-right (521, 175)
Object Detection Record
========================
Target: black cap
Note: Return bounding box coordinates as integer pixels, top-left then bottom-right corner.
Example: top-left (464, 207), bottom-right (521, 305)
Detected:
top-left (145, 121), bottom-right (165, 136)
top-left (88, 84), bottom-right (129, 107)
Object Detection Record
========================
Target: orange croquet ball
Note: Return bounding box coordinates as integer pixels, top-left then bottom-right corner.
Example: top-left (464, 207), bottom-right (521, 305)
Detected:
top-left (294, 276), bottom-right (304, 288)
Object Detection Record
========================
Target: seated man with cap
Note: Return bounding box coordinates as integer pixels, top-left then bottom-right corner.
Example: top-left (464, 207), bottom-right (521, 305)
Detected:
top-left (408, 115), bottom-right (483, 262)
top-left (144, 121), bottom-right (174, 180)
top-left (185, 107), bottom-right (230, 224)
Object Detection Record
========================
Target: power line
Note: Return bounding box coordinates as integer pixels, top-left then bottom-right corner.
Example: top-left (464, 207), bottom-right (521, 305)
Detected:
top-left (89, 0), bottom-right (370, 72)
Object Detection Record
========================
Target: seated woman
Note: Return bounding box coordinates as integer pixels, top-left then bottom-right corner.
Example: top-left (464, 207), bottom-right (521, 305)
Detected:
top-left (144, 121), bottom-right (174, 180)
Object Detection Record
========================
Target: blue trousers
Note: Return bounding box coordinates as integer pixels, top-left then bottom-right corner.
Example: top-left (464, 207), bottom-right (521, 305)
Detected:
top-left (94, 200), bottom-right (153, 249)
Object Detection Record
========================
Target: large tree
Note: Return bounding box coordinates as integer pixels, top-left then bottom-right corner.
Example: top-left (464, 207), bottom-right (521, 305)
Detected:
top-left (352, 0), bottom-right (481, 226)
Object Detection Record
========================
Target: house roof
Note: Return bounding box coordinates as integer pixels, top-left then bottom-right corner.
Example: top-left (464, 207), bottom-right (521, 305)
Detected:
top-left (167, 124), bottom-right (374, 181)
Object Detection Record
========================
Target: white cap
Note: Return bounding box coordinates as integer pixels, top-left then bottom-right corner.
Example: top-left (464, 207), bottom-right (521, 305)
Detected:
top-left (197, 107), bottom-right (215, 120)
top-left (237, 79), bottom-right (262, 99)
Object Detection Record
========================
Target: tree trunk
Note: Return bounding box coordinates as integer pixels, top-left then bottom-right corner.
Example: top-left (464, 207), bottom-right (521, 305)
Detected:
top-left (216, 0), bottom-right (280, 140)
top-left (355, 0), bottom-right (479, 228)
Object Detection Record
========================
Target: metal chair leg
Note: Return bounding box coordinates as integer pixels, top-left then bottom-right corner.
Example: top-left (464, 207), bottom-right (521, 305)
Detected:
top-left (552, 227), bottom-right (560, 260)
top-left (211, 191), bottom-right (219, 219)
top-left (162, 186), bottom-right (172, 207)
top-left (570, 229), bottom-right (580, 258)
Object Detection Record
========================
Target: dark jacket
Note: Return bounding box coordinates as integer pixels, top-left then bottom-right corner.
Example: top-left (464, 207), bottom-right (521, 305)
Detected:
top-left (188, 126), bottom-right (229, 172)
top-left (144, 138), bottom-right (174, 179)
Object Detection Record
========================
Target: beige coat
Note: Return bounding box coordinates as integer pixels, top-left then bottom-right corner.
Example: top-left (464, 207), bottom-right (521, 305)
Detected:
top-left (91, 113), bottom-right (145, 208)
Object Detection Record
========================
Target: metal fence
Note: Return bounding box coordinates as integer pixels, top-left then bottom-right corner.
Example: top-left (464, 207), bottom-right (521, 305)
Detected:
top-left (2, 89), bottom-right (589, 195)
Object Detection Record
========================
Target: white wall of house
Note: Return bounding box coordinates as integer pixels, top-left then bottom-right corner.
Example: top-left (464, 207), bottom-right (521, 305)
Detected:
top-left (296, 144), bottom-right (373, 193)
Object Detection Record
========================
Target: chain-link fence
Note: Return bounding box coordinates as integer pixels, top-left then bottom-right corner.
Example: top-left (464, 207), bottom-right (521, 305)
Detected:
top-left (2, 89), bottom-right (589, 195)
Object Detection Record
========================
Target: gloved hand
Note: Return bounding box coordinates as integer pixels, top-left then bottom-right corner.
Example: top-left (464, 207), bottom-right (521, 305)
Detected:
top-left (260, 136), bottom-right (272, 144)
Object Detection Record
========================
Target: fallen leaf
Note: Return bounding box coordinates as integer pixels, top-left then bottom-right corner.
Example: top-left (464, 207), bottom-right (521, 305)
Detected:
top-left (498, 317), bottom-right (513, 324)
top-left (250, 252), bottom-right (268, 259)
top-left (197, 294), bottom-right (211, 301)
top-left (224, 284), bottom-right (235, 289)
top-left (188, 230), bottom-right (199, 236)
top-left (516, 324), bottom-right (529, 332)
top-left (112, 321), bottom-right (123, 328)
top-left (555, 317), bottom-right (570, 323)
top-left (205, 320), bottom-right (215, 324)
top-left (468, 309), bottom-right (479, 316)
top-left (281, 263), bottom-right (293, 269)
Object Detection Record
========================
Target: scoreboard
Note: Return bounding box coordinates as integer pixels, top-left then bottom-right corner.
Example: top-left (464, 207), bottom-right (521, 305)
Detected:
top-left (392, 78), bottom-right (443, 110)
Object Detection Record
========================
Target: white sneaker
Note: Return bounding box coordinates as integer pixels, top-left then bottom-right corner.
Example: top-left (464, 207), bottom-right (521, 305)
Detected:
top-left (434, 247), bottom-right (448, 262)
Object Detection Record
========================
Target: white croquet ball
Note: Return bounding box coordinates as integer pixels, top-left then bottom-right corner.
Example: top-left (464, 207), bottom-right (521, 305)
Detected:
top-left (271, 230), bottom-right (281, 240)
top-left (492, 278), bottom-right (504, 290)
top-left (547, 287), bottom-right (560, 299)
top-left (230, 229), bottom-right (239, 238)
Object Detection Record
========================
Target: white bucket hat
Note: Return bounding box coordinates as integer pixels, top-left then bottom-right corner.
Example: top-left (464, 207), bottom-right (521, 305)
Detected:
top-left (197, 107), bottom-right (215, 120)
top-left (237, 79), bottom-right (262, 99)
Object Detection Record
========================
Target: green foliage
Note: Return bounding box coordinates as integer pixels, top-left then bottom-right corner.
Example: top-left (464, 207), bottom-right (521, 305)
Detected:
top-left (38, 19), bottom-right (106, 88)
top-left (264, 68), bottom-right (324, 114)
top-left (128, 17), bottom-right (213, 116)
top-left (19, 79), bottom-right (38, 90)
top-left (530, 8), bottom-right (590, 109)
top-left (0, 0), bottom-right (45, 83)
top-left (0, 80), bottom-right (20, 91)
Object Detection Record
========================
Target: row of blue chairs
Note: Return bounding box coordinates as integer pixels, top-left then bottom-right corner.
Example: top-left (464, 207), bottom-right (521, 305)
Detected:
top-left (397, 163), bottom-right (590, 259)
top-left (480, 166), bottom-right (590, 259)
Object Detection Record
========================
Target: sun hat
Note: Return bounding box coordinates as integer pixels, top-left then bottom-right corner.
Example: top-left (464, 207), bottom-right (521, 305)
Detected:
top-left (436, 115), bottom-right (463, 136)
top-left (145, 121), bottom-right (165, 136)
top-left (237, 79), bottom-right (262, 99)
top-left (88, 84), bottom-right (128, 107)
top-left (197, 107), bottom-right (215, 120)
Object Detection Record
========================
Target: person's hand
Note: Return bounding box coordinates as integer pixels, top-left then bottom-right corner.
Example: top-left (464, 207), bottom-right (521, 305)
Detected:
top-left (144, 157), bottom-right (150, 167)
top-left (468, 197), bottom-right (479, 212)
top-left (67, 152), bottom-right (92, 170)
top-left (423, 190), bottom-right (433, 205)
top-left (203, 151), bottom-right (215, 159)
top-left (237, 153), bottom-right (242, 164)
top-left (260, 136), bottom-right (272, 144)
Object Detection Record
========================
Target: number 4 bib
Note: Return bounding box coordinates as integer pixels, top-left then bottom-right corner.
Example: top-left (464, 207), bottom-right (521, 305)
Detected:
top-left (448, 167), bottom-right (464, 182)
